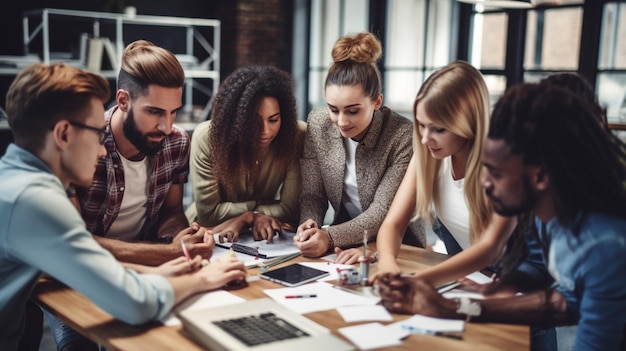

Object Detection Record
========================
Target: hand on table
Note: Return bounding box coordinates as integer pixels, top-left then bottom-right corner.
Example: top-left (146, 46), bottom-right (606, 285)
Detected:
top-left (196, 256), bottom-right (247, 291)
top-left (376, 273), bottom-right (457, 318)
top-left (369, 256), bottom-right (402, 284)
top-left (150, 256), bottom-right (203, 276)
top-left (334, 247), bottom-right (376, 265)
top-left (252, 214), bottom-right (291, 243)
top-left (211, 215), bottom-right (252, 243)
top-left (294, 220), bottom-right (331, 257)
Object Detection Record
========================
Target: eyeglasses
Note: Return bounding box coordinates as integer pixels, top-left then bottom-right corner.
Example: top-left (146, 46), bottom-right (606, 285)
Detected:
top-left (69, 121), bottom-right (108, 145)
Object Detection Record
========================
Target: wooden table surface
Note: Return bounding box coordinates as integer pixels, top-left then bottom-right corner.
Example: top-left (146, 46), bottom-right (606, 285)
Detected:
top-left (33, 244), bottom-right (529, 351)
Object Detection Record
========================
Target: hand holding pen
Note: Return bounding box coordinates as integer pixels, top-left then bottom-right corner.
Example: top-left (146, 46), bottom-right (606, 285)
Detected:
top-left (172, 223), bottom-right (214, 260)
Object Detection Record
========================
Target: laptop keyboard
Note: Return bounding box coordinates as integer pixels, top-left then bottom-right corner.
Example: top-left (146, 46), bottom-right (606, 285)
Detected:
top-left (213, 312), bottom-right (310, 346)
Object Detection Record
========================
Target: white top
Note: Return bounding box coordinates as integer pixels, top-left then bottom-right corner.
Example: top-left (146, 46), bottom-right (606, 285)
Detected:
top-left (341, 137), bottom-right (362, 219)
top-left (433, 156), bottom-right (471, 250)
top-left (108, 155), bottom-right (149, 240)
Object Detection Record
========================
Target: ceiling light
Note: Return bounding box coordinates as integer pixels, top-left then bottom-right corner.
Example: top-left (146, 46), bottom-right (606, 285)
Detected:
top-left (457, 0), bottom-right (533, 9)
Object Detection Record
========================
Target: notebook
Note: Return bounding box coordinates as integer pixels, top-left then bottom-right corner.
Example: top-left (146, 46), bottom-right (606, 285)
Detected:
top-left (178, 297), bottom-right (354, 351)
top-left (214, 229), bottom-right (300, 258)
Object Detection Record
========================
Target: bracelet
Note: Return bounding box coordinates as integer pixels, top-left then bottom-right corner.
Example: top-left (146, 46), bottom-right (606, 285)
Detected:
top-left (323, 229), bottom-right (334, 252)
top-left (456, 297), bottom-right (481, 322)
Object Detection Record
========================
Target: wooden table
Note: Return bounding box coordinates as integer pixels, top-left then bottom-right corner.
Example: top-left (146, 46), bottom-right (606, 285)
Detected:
top-left (33, 244), bottom-right (529, 351)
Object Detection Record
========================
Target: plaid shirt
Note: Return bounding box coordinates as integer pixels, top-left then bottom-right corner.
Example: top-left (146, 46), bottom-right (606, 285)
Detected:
top-left (72, 106), bottom-right (190, 241)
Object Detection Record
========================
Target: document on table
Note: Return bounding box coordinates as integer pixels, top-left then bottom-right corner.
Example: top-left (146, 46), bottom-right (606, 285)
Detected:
top-left (160, 290), bottom-right (246, 326)
top-left (263, 281), bottom-right (379, 314)
top-left (388, 314), bottom-right (465, 333)
top-left (213, 229), bottom-right (300, 258)
top-left (336, 305), bottom-right (393, 323)
top-left (441, 270), bottom-right (492, 300)
top-left (338, 322), bottom-right (403, 350)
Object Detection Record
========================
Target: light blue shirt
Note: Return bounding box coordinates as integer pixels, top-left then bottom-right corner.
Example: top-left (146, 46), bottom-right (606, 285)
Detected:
top-left (0, 144), bottom-right (175, 351)
top-left (536, 214), bottom-right (626, 351)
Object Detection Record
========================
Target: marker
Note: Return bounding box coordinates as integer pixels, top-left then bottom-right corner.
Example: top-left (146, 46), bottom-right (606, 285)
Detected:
top-left (285, 294), bottom-right (317, 299)
top-left (401, 325), bottom-right (463, 340)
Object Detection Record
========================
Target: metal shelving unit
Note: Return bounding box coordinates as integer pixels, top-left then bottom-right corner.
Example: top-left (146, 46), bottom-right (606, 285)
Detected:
top-left (13, 8), bottom-right (221, 120)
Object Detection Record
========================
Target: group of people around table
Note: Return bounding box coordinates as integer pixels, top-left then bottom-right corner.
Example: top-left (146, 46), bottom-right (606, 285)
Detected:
top-left (0, 31), bottom-right (624, 351)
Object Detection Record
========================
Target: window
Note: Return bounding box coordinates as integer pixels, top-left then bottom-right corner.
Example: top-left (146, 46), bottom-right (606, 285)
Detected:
top-left (385, 0), bottom-right (456, 114)
top-left (470, 10), bottom-right (508, 104)
top-left (598, 2), bottom-right (626, 123)
top-left (308, 0), bottom-right (368, 110)
top-left (307, 0), bottom-right (457, 116)
top-left (524, 7), bottom-right (583, 72)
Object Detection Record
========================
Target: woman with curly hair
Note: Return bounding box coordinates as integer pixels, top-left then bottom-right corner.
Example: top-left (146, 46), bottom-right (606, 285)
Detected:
top-left (294, 32), bottom-right (423, 259)
top-left (186, 66), bottom-right (306, 242)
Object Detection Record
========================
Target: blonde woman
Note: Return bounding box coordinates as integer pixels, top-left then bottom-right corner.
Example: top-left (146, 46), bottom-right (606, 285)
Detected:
top-left (373, 61), bottom-right (517, 286)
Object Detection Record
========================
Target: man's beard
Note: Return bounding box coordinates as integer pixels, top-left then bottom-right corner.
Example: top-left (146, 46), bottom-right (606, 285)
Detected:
top-left (123, 108), bottom-right (165, 157)
top-left (488, 175), bottom-right (536, 217)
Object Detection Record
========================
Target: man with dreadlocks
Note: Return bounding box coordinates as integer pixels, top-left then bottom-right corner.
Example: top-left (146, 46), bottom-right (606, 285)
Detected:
top-left (377, 82), bottom-right (626, 351)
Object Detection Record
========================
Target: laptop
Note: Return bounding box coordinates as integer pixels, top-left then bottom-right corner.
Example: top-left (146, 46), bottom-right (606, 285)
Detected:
top-left (178, 297), bottom-right (354, 351)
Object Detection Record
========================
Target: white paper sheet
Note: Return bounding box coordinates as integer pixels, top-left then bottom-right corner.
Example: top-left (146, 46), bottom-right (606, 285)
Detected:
top-left (263, 281), bottom-right (379, 314)
top-left (338, 322), bottom-right (402, 350)
top-left (336, 305), bottom-right (393, 323)
top-left (386, 314), bottom-right (464, 335)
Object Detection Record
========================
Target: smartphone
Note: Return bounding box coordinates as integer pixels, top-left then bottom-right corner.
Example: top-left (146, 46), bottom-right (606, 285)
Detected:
top-left (259, 263), bottom-right (329, 287)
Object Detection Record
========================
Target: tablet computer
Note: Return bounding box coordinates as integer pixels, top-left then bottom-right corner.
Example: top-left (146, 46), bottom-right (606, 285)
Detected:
top-left (259, 263), bottom-right (330, 287)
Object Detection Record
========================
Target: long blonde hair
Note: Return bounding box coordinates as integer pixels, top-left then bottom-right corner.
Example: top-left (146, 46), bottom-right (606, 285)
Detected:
top-left (413, 60), bottom-right (491, 243)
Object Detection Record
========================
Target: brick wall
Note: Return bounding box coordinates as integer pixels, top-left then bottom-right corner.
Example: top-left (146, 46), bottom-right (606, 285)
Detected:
top-left (219, 0), bottom-right (292, 80)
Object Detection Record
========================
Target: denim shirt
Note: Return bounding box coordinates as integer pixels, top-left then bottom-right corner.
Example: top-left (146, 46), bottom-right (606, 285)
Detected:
top-left (536, 214), bottom-right (626, 351)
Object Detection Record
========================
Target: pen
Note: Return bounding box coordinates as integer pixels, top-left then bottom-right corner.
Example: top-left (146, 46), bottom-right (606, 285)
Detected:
top-left (436, 280), bottom-right (461, 293)
top-left (285, 294), bottom-right (317, 299)
top-left (360, 230), bottom-right (369, 284)
top-left (180, 240), bottom-right (193, 269)
top-left (401, 325), bottom-right (463, 340)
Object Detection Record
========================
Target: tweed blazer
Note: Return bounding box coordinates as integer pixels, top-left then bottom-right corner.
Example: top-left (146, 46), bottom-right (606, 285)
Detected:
top-left (300, 106), bottom-right (414, 248)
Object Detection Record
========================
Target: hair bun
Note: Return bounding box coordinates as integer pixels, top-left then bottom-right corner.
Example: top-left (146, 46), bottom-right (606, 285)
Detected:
top-left (331, 32), bottom-right (382, 65)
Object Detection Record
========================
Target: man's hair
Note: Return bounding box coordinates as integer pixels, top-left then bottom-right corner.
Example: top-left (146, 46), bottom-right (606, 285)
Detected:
top-left (489, 83), bottom-right (626, 226)
top-left (208, 65), bottom-right (302, 198)
top-left (117, 40), bottom-right (185, 99)
top-left (6, 63), bottom-right (110, 153)
top-left (540, 73), bottom-right (606, 126)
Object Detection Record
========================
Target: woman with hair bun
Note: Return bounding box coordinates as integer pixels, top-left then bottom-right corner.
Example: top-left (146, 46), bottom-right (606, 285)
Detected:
top-left (294, 32), bottom-right (424, 260)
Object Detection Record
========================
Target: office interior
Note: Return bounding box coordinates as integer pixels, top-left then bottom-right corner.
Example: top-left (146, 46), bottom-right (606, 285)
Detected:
top-left (1, 0), bottom-right (623, 350)
top-left (1, 1), bottom-right (626, 152)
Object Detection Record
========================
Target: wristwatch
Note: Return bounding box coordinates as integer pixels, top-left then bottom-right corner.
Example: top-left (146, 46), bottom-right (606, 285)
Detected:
top-left (456, 297), bottom-right (481, 322)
